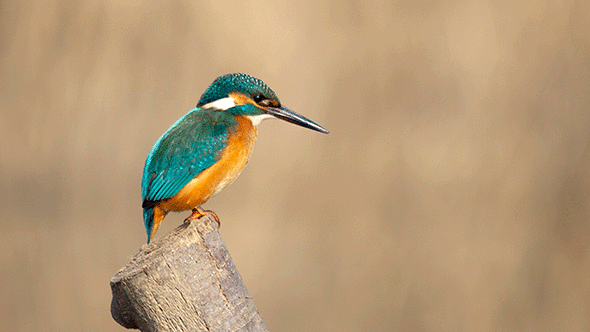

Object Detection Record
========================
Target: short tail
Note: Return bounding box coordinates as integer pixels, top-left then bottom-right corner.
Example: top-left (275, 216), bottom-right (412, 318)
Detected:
top-left (143, 207), bottom-right (155, 243)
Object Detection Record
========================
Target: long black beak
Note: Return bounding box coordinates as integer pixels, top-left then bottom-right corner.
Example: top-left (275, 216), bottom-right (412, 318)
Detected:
top-left (264, 105), bottom-right (329, 134)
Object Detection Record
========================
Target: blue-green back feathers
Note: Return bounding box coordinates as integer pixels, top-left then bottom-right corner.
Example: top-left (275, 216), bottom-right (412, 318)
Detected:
top-left (142, 73), bottom-right (277, 207)
top-left (141, 73), bottom-right (329, 242)
top-left (141, 109), bottom-right (237, 206)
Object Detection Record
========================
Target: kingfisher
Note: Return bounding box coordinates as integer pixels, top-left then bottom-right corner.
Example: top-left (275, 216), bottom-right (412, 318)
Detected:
top-left (141, 73), bottom-right (329, 243)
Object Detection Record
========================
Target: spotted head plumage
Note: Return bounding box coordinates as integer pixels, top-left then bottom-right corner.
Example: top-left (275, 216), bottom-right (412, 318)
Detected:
top-left (197, 73), bottom-right (280, 109)
top-left (196, 73), bottom-right (329, 132)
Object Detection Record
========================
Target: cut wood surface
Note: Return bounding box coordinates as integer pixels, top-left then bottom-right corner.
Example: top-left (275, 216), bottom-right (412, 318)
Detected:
top-left (110, 215), bottom-right (268, 332)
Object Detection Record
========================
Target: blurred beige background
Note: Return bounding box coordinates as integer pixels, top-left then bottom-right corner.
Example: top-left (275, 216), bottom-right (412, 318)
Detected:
top-left (2, 0), bottom-right (590, 331)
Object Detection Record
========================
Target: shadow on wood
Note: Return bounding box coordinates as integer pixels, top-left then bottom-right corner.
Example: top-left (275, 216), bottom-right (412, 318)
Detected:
top-left (110, 215), bottom-right (268, 332)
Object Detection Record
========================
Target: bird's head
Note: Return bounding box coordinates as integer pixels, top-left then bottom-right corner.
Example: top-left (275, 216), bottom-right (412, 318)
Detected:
top-left (197, 73), bottom-right (329, 134)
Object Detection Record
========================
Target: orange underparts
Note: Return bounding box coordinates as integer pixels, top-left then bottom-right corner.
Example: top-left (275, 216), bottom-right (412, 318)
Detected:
top-left (149, 115), bottom-right (257, 240)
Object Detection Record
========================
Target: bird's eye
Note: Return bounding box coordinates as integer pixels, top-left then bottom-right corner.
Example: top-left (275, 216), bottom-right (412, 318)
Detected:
top-left (253, 94), bottom-right (265, 104)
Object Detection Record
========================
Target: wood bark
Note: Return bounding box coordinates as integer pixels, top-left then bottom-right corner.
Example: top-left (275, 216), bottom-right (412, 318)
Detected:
top-left (110, 215), bottom-right (268, 332)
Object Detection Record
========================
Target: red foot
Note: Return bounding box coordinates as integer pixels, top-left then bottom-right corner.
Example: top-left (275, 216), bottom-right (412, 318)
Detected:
top-left (184, 207), bottom-right (220, 227)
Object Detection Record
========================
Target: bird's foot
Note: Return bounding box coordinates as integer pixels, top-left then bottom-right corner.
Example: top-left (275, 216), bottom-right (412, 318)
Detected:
top-left (184, 207), bottom-right (221, 227)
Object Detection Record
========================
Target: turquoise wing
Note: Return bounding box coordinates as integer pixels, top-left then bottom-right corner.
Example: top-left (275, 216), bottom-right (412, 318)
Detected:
top-left (141, 109), bottom-right (235, 206)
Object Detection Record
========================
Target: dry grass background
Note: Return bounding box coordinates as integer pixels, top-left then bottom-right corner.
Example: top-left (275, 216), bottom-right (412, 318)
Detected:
top-left (1, 0), bottom-right (590, 331)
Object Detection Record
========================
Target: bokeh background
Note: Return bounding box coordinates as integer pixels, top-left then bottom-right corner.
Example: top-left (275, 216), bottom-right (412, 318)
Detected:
top-left (2, 0), bottom-right (590, 331)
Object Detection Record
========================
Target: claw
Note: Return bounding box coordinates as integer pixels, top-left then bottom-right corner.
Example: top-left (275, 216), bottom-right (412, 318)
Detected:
top-left (184, 207), bottom-right (220, 227)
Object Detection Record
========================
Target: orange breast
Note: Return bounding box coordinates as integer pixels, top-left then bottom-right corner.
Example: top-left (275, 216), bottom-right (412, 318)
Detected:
top-left (159, 115), bottom-right (257, 212)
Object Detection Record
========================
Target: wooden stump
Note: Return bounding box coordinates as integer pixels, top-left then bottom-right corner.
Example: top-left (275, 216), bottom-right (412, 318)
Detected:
top-left (110, 215), bottom-right (268, 332)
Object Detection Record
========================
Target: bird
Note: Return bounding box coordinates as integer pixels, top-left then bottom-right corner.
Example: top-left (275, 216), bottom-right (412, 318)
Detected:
top-left (141, 73), bottom-right (329, 243)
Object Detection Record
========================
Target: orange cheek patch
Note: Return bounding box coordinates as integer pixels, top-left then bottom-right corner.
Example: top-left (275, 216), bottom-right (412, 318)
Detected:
top-left (229, 92), bottom-right (265, 110)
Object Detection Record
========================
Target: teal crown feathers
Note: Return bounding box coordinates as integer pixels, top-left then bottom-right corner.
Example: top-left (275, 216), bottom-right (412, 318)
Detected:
top-left (196, 73), bottom-right (280, 107)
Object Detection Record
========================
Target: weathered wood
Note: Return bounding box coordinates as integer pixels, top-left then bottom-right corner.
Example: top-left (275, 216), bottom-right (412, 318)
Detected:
top-left (110, 215), bottom-right (268, 332)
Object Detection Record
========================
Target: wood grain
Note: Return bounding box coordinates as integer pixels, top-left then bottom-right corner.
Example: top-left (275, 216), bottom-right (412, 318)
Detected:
top-left (110, 215), bottom-right (267, 332)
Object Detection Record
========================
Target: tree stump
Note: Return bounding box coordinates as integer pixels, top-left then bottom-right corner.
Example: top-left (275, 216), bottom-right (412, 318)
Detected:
top-left (110, 215), bottom-right (268, 332)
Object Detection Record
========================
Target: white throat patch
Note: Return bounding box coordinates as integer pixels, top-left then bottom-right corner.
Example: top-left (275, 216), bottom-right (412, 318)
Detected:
top-left (201, 96), bottom-right (273, 126)
top-left (246, 114), bottom-right (274, 126)
top-left (201, 97), bottom-right (236, 110)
